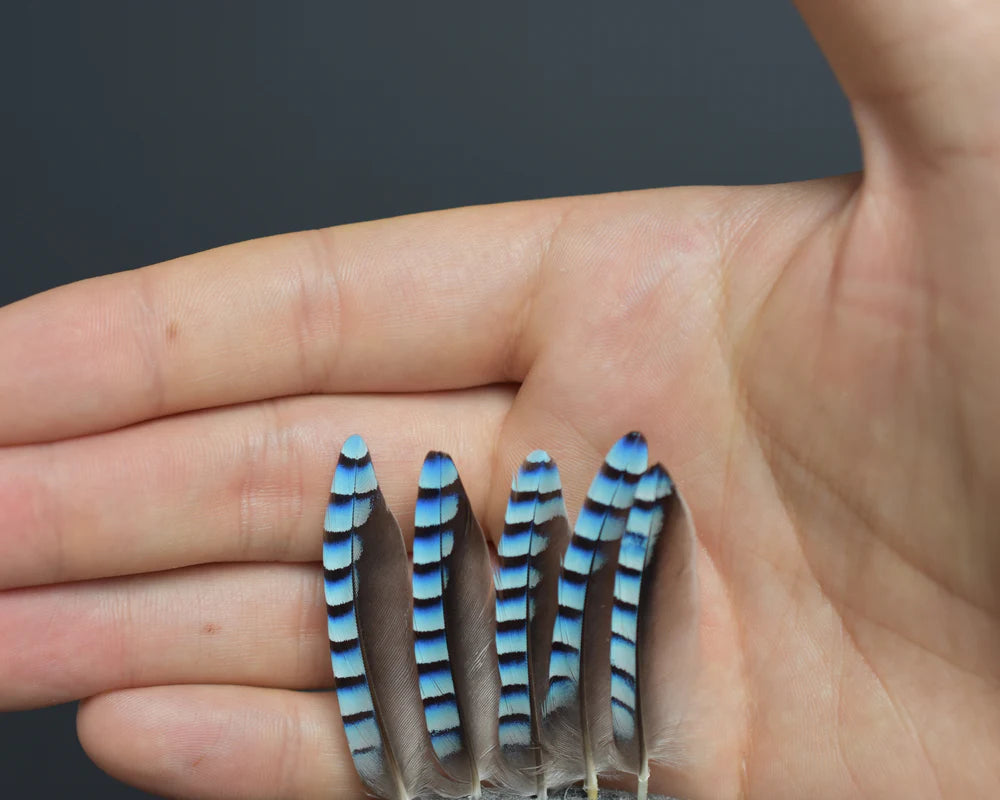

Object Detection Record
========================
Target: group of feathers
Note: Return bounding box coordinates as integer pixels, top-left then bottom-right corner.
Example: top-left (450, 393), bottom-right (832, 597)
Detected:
top-left (323, 431), bottom-right (697, 800)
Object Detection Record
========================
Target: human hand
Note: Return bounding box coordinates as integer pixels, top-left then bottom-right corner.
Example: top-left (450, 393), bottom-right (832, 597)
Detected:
top-left (2, 1), bottom-right (999, 797)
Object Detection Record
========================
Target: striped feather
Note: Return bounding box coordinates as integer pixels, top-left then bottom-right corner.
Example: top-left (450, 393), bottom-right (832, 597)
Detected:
top-left (610, 465), bottom-right (672, 800)
top-left (324, 436), bottom-right (395, 797)
top-left (543, 432), bottom-right (649, 798)
top-left (413, 451), bottom-right (499, 796)
top-left (493, 450), bottom-right (571, 798)
top-left (614, 466), bottom-right (699, 800)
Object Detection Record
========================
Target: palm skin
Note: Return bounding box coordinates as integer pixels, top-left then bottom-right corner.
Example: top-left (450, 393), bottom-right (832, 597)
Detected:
top-left (2, 2), bottom-right (999, 798)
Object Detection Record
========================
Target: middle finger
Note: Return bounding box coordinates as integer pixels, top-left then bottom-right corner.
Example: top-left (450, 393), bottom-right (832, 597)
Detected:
top-left (0, 387), bottom-right (512, 590)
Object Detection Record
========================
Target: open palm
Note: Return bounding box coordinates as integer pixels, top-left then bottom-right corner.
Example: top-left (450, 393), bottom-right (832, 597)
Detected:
top-left (2, 2), bottom-right (999, 798)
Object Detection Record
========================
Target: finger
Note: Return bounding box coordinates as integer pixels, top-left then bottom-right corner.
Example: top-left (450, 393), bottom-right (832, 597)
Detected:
top-left (794, 0), bottom-right (1000, 161)
top-left (1, 563), bottom-right (330, 710)
top-left (0, 199), bottom-right (565, 446)
top-left (0, 387), bottom-right (511, 589)
top-left (78, 685), bottom-right (362, 800)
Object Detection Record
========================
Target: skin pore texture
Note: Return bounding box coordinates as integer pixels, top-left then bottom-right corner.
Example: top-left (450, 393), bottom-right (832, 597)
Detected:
top-left (1, 2), bottom-right (1000, 798)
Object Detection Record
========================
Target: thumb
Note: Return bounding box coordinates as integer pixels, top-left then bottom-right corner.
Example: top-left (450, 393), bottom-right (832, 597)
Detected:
top-left (794, 0), bottom-right (1000, 166)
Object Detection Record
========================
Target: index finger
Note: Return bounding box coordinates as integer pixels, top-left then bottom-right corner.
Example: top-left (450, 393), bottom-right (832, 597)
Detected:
top-left (0, 198), bottom-right (565, 445)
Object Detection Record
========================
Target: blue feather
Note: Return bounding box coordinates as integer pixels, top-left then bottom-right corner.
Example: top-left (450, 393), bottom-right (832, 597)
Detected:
top-left (412, 451), bottom-right (498, 796)
top-left (611, 464), bottom-right (673, 800)
top-left (413, 453), bottom-right (465, 766)
top-left (494, 450), bottom-right (571, 797)
top-left (324, 435), bottom-right (399, 798)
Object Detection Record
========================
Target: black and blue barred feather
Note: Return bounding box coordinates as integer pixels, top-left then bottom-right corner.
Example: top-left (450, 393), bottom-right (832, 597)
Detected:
top-left (610, 465), bottom-right (672, 800)
top-left (612, 462), bottom-right (699, 800)
top-left (412, 451), bottom-right (499, 797)
top-left (413, 454), bottom-right (464, 769)
top-left (543, 432), bottom-right (649, 798)
top-left (493, 451), bottom-right (571, 798)
top-left (324, 436), bottom-right (397, 797)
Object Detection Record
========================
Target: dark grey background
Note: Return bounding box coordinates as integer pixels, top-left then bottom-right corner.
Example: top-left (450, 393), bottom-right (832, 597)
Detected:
top-left (1, 1), bottom-right (858, 797)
